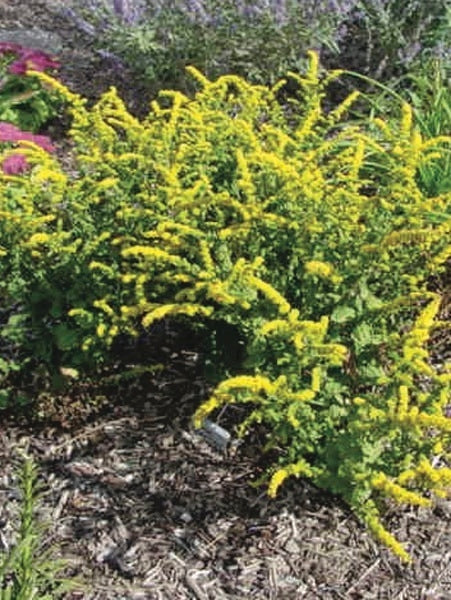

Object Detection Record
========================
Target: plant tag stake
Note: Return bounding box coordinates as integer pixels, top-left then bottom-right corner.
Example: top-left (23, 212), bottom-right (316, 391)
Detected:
top-left (197, 419), bottom-right (231, 452)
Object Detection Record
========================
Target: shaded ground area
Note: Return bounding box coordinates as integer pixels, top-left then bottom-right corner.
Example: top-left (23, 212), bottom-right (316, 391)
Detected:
top-left (1, 329), bottom-right (450, 600)
top-left (0, 1), bottom-right (451, 598)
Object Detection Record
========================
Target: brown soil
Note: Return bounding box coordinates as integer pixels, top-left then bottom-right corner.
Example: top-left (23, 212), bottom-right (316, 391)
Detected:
top-left (0, 2), bottom-right (450, 599)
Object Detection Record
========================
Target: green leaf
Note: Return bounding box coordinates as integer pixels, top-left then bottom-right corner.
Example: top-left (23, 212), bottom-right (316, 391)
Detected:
top-left (53, 324), bottom-right (79, 351)
top-left (360, 361), bottom-right (387, 380)
top-left (352, 322), bottom-right (374, 349)
top-left (331, 305), bottom-right (356, 323)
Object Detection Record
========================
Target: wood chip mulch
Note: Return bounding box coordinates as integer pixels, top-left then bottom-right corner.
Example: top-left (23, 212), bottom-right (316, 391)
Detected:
top-left (1, 327), bottom-right (450, 600)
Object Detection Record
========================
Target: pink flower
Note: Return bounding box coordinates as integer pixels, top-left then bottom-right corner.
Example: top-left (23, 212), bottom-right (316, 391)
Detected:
top-left (2, 153), bottom-right (29, 174)
top-left (0, 122), bottom-right (55, 152)
top-left (0, 42), bottom-right (60, 74)
top-left (8, 59), bottom-right (28, 75)
top-left (8, 48), bottom-right (60, 74)
top-left (0, 122), bottom-right (25, 142)
top-left (29, 133), bottom-right (55, 153)
top-left (0, 41), bottom-right (21, 55)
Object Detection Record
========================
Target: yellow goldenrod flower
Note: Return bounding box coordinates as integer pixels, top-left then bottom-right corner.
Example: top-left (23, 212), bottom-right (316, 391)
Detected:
top-left (93, 298), bottom-right (115, 317)
top-left (311, 367), bottom-right (321, 393)
top-left (304, 260), bottom-right (342, 285)
top-left (397, 385), bottom-right (410, 419)
top-left (400, 102), bottom-right (413, 137)
top-left (193, 396), bottom-right (221, 428)
top-left (96, 323), bottom-right (107, 338)
top-left (353, 397), bottom-right (366, 406)
top-left (247, 275), bottom-right (291, 315)
top-left (216, 375), bottom-right (276, 396)
top-left (366, 516), bottom-right (411, 563)
top-left (26, 233), bottom-right (51, 245)
top-left (268, 469), bottom-right (289, 498)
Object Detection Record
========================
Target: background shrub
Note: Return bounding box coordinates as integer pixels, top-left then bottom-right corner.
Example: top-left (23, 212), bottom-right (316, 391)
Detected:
top-left (65, 0), bottom-right (353, 93)
top-left (65, 0), bottom-right (450, 97)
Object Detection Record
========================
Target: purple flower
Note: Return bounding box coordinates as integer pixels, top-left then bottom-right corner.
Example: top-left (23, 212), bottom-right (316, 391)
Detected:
top-left (112, 0), bottom-right (146, 23)
top-left (2, 153), bottom-right (29, 174)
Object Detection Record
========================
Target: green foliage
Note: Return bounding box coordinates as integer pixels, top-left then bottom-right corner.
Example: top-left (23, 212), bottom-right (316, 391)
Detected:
top-left (399, 59), bottom-right (451, 196)
top-left (0, 44), bottom-right (61, 132)
top-left (0, 55), bottom-right (450, 560)
top-left (0, 454), bottom-right (79, 599)
top-left (76, 0), bottom-right (344, 93)
top-left (355, 57), bottom-right (451, 197)
top-left (337, 0), bottom-right (450, 80)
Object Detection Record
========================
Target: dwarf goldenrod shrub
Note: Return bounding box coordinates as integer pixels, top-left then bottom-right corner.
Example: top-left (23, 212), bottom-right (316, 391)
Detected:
top-left (1, 53), bottom-right (450, 560)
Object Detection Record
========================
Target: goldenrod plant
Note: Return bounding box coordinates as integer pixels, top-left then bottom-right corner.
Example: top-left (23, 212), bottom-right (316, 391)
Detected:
top-left (0, 53), bottom-right (450, 560)
top-left (0, 455), bottom-right (79, 599)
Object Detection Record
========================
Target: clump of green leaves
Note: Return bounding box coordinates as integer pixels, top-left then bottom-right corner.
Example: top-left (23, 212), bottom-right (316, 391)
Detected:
top-left (334, 0), bottom-right (450, 81)
top-left (399, 59), bottom-right (451, 196)
top-left (0, 42), bottom-right (60, 132)
top-left (0, 54), bottom-right (450, 560)
top-left (0, 454), bottom-right (79, 599)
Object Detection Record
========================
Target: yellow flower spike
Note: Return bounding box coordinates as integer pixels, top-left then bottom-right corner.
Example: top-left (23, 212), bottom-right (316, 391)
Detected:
top-left (261, 319), bottom-right (288, 336)
top-left (93, 298), bottom-right (115, 317)
top-left (306, 50), bottom-right (319, 82)
top-left (415, 413), bottom-right (451, 433)
top-left (247, 275), bottom-right (291, 315)
top-left (397, 469), bottom-right (416, 486)
top-left (141, 303), bottom-right (213, 328)
top-left (27, 69), bottom-right (86, 107)
top-left (353, 397), bottom-right (366, 406)
top-left (295, 105), bottom-right (321, 141)
top-left (433, 441), bottom-right (444, 454)
top-left (96, 177), bottom-right (119, 191)
top-left (311, 367), bottom-right (321, 393)
top-left (193, 396), bottom-right (221, 429)
top-left (287, 403), bottom-right (300, 428)
top-left (268, 459), bottom-right (314, 498)
top-left (288, 309), bottom-right (300, 324)
top-left (372, 471), bottom-right (431, 508)
top-left (292, 332), bottom-right (305, 352)
top-left (304, 260), bottom-right (341, 284)
top-left (398, 385), bottom-right (410, 419)
top-left (400, 102), bottom-right (413, 137)
top-left (268, 469), bottom-right (289, 498)
top-left (216, 375), bottom-right (276, 396)
top-left (198, 239), bottom-right (215, 273)
top-left (96, 323), bottom-right (107, 338)
top-left (89, 261), bottom-right (116, 278)
top-left (366, 516), bottom-right (411, 563)
top-left (350, 138), bottom-right (365, 179)
top-left (81, 337), bottom-right (93, 352)
top-left (185, 65), bottom-right (211, 88)
top-left (121, 245), bottom-right (184, 266)
top-left (328, 90), bottom-right (360, 123)
top-left (372, 118), bottom-right (393, 140)
top-left (236, 149), bottom-right (256, 200)
top-left (25, 233), bottom-right (51, 246)
top-left (287, 390), bottom-right (316, 403)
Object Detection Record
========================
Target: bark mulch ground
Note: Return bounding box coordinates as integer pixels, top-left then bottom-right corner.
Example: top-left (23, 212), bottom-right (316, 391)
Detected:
top-left (0, 1), bottom-right (450, 598)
